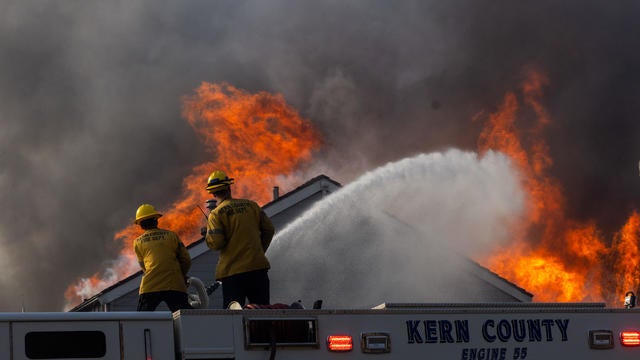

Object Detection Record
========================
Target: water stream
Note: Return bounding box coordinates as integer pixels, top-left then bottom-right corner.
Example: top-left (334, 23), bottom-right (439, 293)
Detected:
top-left (267, 149), bottom-right (525, 308)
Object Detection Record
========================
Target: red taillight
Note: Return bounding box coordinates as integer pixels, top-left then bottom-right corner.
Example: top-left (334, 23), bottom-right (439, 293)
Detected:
top-left (327, 335), bottom-right (353, 351)
top-left (621, 330), bottom-right (640, 346)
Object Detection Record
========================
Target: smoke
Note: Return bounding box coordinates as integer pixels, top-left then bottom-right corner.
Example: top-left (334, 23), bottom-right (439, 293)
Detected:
top-left (268, 149), bottom-right (524, 308)
top-left (1, 1), bottom-right (639, 310)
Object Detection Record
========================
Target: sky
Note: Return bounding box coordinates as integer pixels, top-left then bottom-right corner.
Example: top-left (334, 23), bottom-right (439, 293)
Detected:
top-left (1, 1), bottom-right (640, 311)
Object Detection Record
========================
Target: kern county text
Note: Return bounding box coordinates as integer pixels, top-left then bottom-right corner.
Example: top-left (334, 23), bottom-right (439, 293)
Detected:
top-left (406, 318), bottom-right (569, 360)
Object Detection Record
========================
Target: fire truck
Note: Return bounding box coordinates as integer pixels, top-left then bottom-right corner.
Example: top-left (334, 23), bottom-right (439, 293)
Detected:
top-left (6, 300), bottom-right (640, 359)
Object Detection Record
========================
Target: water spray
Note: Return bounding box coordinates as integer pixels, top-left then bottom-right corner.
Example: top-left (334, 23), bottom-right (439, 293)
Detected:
top-left (267, 149), bottom-right (524, 307)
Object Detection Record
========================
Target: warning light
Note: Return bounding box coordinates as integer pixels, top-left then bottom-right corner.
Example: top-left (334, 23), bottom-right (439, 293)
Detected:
top-left (327, 335), bottom-right (353, 352)
top-left (620, 330), bottom-right (640, 346)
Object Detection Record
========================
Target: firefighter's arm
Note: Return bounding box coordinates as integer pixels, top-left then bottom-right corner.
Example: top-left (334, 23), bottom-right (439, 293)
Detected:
top-left (259, 210), bottom-right (275, 252)
top-left (205, 213), bottom-right (228, 250)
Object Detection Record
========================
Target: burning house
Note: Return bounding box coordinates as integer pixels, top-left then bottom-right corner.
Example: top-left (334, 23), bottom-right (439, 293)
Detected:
top-left (64, 70), bottom-right (640, 312)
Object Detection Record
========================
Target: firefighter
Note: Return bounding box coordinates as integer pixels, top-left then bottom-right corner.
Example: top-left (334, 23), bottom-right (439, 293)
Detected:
top-left (133, 204), bottom-right (192, 312)
top-left (204, 170), bottom-right (275, 308)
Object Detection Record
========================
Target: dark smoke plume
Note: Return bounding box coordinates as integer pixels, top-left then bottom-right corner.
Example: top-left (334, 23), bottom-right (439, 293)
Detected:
top-left (0, 1), bottom-right (639, 310)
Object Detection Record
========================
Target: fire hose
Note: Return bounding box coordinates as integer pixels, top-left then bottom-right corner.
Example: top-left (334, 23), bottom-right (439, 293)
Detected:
top-left (186, 278), bottom-right (222, 309)
top-left (186, 277), bottom-right (209, 309)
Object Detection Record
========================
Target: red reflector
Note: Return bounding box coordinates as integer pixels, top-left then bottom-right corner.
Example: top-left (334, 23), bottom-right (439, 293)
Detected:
top-left (621, 331), bottom-right (640, 346)
top-left (327, 335), bottom-right (353, 351)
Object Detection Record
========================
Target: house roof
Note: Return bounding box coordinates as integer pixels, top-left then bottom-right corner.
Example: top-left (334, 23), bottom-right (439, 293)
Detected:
top-left (262, 174), bottom-right (342, 217)
top-left (385, 212), bottom-right (533, 302)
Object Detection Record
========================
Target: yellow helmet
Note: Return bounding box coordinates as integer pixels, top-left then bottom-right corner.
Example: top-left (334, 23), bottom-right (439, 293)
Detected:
top-left (134, 204), bottom-right (163, 224)
top-left (206, 170), bottom-right (234, 193)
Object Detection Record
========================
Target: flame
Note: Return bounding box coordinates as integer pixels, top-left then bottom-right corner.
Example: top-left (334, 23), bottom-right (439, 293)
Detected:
top-left (64, 82), bottom-right (322, 309)
top-left (612, 211), bottom-right (640, 299)
top-left (477, 68), bottom-right (638, 305)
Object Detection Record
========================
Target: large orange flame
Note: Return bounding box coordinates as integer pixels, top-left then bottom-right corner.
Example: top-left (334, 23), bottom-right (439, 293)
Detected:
top-left (477, 69), bottom-right (638, 305)
top-left (611, 211), bottom-right (640, 300)
top-left (64, 82), bottom-right (322, 309)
